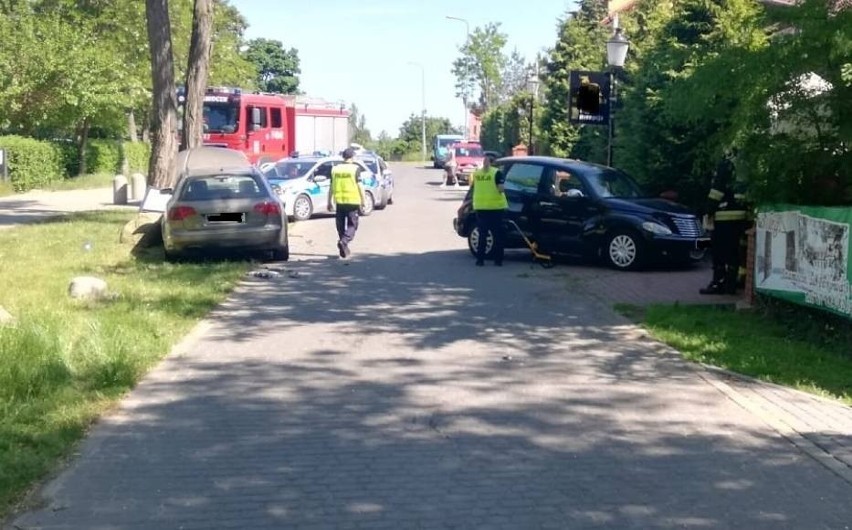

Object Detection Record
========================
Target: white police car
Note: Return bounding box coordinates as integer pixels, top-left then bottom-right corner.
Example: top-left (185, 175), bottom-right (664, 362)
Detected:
top-left (261, 155), bottom-right (381, 221)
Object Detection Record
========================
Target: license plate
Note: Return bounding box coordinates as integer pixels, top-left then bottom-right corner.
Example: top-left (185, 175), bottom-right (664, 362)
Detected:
top-left (207, 213), bottom-right (244, 223)
top-left (696, 238), bottom-right (711, 250)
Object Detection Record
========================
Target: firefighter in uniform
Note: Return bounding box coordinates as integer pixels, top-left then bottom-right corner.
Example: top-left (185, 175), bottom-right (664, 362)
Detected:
top-left (700, 151), bottom-right (751, 295)
top-left (470, 154), bottom-right (508, 266)
top-left (327, 148), bottom-right (365, 259)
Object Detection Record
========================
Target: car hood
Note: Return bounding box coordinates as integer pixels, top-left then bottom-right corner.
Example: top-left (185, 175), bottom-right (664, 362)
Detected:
top-left (603, 197), bottom-right (695, 216)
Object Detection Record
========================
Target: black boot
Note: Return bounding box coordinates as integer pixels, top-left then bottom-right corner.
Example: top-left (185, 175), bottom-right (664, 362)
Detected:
top-left (699, 265), bottom-right (726, 295)
top-left (699, 282), bottom-right (726, 295)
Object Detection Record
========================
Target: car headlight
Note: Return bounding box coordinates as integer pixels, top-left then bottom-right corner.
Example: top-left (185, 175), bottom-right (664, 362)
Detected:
top-left (642, 221), bottom-right (673, 235)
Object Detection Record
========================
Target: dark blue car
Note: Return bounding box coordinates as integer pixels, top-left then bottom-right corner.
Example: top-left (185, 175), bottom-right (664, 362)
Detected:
top-left (453, 157), bottom-right (709, 270)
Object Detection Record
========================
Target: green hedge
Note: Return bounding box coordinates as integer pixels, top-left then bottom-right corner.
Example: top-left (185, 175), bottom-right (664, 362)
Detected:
top-left (0, 136), bottom-right (65, 192)
top-left (122, 141), bottom-right (150, 174)
top-left (85, 139), bottom-right (122, 175)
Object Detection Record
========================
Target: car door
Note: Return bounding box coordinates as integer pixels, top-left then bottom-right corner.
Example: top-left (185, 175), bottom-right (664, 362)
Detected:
top-left (536, 168), bottom-right (598, 252)
top-left (501, 161), bottom-right (548, 243)
top-left (310, 161), bottom-right (336, 208)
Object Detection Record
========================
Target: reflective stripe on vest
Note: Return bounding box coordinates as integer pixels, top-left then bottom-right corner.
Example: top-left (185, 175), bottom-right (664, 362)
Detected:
top-left (472, 167), bottom-right (508, 210)
top-left (715, 210), bottom-right (748, 221)
top-left (331, 163), bottom-right (361, 205)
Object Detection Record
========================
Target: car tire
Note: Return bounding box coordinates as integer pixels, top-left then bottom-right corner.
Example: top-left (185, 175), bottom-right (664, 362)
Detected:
top-left (376, 191), bottom-right (388, 210)
top-left (292, 194), bottom-right (313, 221)
top-left (387, 191), bottom-right (394, 205)
top-left (359, 192), bottom-right (374, 216)
top-left (604, 230), bottom-right (645, 271)
top-left (467, 226), bottom-right (494, 259)
top-left (270, 244), bottom-right (289, 262)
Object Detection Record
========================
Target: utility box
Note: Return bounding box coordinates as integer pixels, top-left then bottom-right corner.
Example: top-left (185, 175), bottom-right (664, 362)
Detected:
top-left (0, 149), bottom-right (8, 182)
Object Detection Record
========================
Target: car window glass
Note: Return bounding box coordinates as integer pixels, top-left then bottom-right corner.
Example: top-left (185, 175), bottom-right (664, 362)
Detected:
top-left (180, 174), bottom-right (266, 201)
top-left (504, 163), bottom-right (545, 194)
top-left (584, 167), bottom-right (643, 198)
top-left (270, 107), bottom-right (283, 128)
top-left (315, 162), bottom-right (334, 177)
top-left (552, 170), bottom-right (587, 197)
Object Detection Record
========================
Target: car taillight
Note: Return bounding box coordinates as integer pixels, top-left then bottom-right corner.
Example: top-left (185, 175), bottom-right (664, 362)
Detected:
top-left (253, 201), bottom-right (281, 215)
top-left (167, 206), bottom-right (197, 221)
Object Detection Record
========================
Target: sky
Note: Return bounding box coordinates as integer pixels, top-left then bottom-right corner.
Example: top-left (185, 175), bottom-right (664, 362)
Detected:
top-left (231, 0), bottom-right (576, 137)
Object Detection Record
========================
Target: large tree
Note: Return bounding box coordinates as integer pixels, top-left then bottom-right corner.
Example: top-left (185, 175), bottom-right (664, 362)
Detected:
top-left (181, 0), bottom-right (214, 150)
top-left (244, 38), bottom-right (301, 94)
top-left (145, 0), bottom-right (179, 187)
top-left (451, 22), bottom-right (508, 114)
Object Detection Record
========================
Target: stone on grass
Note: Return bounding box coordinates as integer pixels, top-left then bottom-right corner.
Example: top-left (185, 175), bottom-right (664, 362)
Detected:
top-left (68, 276), bottom-right (109, 301)
top-left (0, 305), bottom-right (16, 326)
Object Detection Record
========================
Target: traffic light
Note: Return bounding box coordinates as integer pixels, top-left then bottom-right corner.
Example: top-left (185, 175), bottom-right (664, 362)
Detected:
top-left (576, 77), bottom-right (601, 114)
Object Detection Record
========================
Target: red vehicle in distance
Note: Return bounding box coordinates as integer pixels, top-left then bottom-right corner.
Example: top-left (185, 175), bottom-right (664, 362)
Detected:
top-left (449, 142), bottom-right (485, 185)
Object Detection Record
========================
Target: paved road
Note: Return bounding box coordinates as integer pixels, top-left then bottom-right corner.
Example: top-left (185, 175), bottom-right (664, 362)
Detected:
top-left (10, 164), bottom-right (852, 529)
top-left (0, 188), bottom-right (133, 230)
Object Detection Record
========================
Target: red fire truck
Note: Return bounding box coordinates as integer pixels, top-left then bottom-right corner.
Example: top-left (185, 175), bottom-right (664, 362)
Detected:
top-left (188, 87), bottom-right (351, 164)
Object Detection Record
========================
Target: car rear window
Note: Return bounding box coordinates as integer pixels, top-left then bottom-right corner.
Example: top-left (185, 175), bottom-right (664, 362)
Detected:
top-left (180, 174), bottom-right (266, 201)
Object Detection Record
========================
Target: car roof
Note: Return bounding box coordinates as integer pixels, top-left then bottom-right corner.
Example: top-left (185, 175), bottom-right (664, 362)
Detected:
top-left (495, 156), bottom-right (609, 172)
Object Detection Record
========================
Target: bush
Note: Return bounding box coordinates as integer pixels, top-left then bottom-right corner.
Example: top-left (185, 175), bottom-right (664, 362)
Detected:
top-left (53, 140), bottom-right (80, 176)
top-left (0, 136), bottom-right (65, 191)
top-left (85, 139), bottom-right (122, 174)
top-left (122, 141), bottom-right (150, 174)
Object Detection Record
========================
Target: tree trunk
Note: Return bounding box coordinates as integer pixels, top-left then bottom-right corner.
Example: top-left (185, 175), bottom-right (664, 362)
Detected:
top-left (181, 0), bottom-right (214, 151)
top-left (77, 118), bottom-right (90, 177)
top-left (145, 0), bottom-right (179, 188)
top-left (127, 109), bottom-right (138, 142)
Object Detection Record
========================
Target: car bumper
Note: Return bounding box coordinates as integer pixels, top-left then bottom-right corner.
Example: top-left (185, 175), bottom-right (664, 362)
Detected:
top-left (166, 225), bottom-right (285, 252)
top-left (644, 234), bottom-right (710, 261)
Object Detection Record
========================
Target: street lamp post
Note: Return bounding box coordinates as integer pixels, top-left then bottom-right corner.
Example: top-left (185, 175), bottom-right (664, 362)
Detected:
top-left (605, 26), bottom-right (629, 167)
top-left (446, 15), bottom-right (470, 138)
top-left (526, 67), bottom-right (540, 156)
top-left (407, 62), bottom-right (427, 163)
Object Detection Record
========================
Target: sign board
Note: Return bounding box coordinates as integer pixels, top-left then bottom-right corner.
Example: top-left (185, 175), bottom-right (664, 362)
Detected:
top-left (140, 187), bottom-right (172, 214)
top-left (755, 204), bottom-right (852, 319)
top-left (569, 70), bottom-right (611, 126)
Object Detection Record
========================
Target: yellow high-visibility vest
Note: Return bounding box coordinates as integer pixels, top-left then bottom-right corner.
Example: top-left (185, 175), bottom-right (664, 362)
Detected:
top-left (472, 167), bottom-right (507, 211)
top-left (331, 163), bottom-right (361, 205)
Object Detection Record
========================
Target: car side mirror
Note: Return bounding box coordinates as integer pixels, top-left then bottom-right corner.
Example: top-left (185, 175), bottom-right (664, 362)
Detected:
top-left (251, 107), bottom-right (262, 126)
top-left (565, 189), bottom-right (585, 198)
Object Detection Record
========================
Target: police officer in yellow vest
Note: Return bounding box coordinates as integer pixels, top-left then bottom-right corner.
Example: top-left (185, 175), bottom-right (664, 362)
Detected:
top-left (470, 153), bottom-right (508, 266)
top-left (700, 150), bottom-right (751, 295)
top-left (327, 148), bottom-right (365, 259)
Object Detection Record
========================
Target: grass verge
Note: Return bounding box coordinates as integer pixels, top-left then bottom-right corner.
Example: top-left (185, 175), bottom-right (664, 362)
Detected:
top-left (616, 303), bottom-right (852, 405)
top-left (0, 211), bottom-right (250, 519)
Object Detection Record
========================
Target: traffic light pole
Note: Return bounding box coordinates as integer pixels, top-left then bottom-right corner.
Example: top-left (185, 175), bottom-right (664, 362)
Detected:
top-left (607, 68), bottom-right (615, 167)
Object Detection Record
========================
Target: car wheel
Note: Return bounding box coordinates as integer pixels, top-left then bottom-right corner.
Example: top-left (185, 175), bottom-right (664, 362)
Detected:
top-left (270, 244), bottom-right (289, 262)
top-left (605, 230), bottom-right (644, 270)
top-left (360, 192), bottom-right (375, 216)
top-left (376, 190), bottom-right (388, 210)
top-left (387, 191), bottom-right (394, 205)
top-left (292, 194), bottom-right (313, 221)
top-left (468, 226), bottom-right (494, 259)
top-left (164, 248), bottom-right (183, 263)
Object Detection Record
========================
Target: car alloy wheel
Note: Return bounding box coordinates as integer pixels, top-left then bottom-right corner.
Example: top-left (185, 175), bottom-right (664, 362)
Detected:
top-left (607, 232), bottom-right (641, 270)
top-left (360, 192), bottom-right (374, 216)
top-left (293, 194), bottom-right (312, 221)
top-left (468, 227), bottom-right (494, 258)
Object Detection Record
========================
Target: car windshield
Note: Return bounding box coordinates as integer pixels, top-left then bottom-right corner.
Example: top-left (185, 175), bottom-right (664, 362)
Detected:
top-left (455, 146), bottom-right (483, 157)
top-left (180, 174), bottom-right (266, 201)
top-left (584, 167), bottom-right (644, 198)
top-left (203, 102), bottom-right (239, 134)
top-left (264, 161), bottom-right (313, 180)
top-left (438, 138), bottom-right (459, 148)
